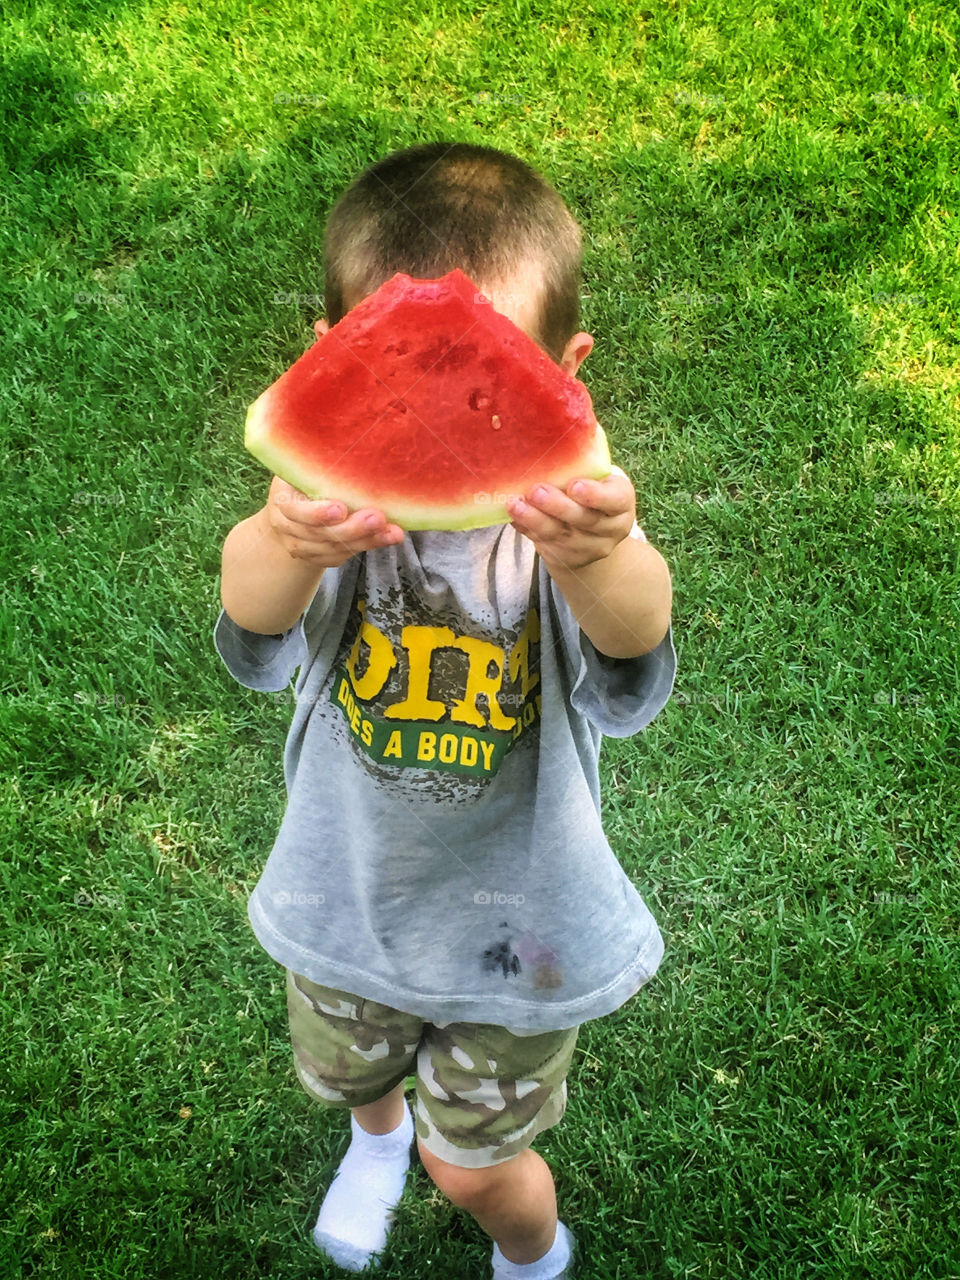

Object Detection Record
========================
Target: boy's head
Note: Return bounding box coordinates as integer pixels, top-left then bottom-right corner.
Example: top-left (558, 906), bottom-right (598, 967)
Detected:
top-left (319, 142), bottom-right (591, 370)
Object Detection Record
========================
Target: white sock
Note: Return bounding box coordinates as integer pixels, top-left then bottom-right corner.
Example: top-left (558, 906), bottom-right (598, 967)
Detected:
top-left (492, 1220), bottom-right (576, 1279)
top-left (312, 1097), bottom-right (414, 1272)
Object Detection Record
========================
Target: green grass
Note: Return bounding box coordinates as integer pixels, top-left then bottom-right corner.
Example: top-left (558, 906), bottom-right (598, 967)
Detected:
top-left (2, 0), bottom-right (959, 1275)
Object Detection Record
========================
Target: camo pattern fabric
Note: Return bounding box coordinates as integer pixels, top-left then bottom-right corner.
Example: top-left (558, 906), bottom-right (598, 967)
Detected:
top-left (287, 969), bottom-right (579, 1169)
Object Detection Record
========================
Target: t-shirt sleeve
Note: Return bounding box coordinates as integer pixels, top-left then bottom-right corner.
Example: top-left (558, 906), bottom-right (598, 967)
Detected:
top-left (213, 610), bottom-right (308, 692)
top-left (212, 570), bottom-right (342, 693)
top-left (545, 523), bottom-right (677, 737)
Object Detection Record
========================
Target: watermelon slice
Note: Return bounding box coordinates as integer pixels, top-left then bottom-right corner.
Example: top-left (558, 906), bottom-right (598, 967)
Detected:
top-left (245, 268), bottom-right (610, 530)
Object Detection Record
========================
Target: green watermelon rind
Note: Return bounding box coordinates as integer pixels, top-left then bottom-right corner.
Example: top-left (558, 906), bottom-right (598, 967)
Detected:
top-left (246, 401), bottom-right (612, 531)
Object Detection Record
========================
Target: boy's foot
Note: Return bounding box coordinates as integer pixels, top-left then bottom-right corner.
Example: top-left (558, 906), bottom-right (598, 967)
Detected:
top-left (491, 1220), bottom-right (576, 1279)
top-left (312, 1097), bottom-right (414, 1271)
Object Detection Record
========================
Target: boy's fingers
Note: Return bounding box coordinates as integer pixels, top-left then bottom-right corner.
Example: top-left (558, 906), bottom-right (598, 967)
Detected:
top-left (271, 500), bottom-right (343, 535)
top-left (565, 469), bottom-right (634, 516)
top-left (325, 509), bottom-right (405, 547)
top-left (278, 496), bottom-right (375, 530)
top-left (512, 487), bottom-right (601, 531)
top-left (270, 491), bottom-right (404, 553)
top-left (515, 480), bottom-right (627, 530)
top-left (334, 507), bottom-right (388, 535)
top-left (286, 516), bottom-right (404, 563)
top-left (270, 479), bottom-right (342, 524)
top-left (305, 501), bottom-right (349, 525)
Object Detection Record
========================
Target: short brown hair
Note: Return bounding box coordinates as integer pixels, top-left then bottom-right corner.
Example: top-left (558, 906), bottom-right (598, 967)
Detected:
top-left (322, 142), bottom-right (583, 362)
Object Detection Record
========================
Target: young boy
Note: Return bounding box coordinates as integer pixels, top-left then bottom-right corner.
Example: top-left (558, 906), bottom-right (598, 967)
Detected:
top-left (215, 142), bottom-right (675, 1279)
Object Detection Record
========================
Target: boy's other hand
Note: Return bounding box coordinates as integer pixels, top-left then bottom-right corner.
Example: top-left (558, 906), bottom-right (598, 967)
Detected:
top-left (506, 465), bottom-right (636, 573)
top-left (264, 476), bottom-right (405, 567)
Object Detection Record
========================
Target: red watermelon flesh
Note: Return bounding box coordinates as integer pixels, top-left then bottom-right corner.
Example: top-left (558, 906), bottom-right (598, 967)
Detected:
top-left (245, 268), bottom-right (610, 530)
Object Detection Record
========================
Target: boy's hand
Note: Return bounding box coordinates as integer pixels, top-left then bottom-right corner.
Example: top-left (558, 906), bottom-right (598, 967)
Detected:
top-left (263, 476), bottom-right (405, 568)
top-left (506, 466), bottom-right (636, 573)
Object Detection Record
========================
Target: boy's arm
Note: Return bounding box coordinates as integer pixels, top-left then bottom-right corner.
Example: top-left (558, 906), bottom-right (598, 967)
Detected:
top-left (543, 534), bottom-right (672, 659)
top-left (221, 506), bottom-right (326, 635)
top-left (220, 476), bottom-right (405, 636)
top-left (506, 467), bottom-right (672, 660)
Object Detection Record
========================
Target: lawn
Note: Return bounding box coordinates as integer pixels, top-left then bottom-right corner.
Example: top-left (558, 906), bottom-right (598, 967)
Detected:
top-left (2, 0), bottom-right (959, 1276)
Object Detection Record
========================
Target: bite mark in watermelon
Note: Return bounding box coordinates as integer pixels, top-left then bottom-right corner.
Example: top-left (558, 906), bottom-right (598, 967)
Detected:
top-left (245, 268), bottom-right (611, 531)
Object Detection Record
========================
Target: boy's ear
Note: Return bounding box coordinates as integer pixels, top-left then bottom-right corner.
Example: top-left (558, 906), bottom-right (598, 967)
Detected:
top-left (313, 318), bottom-right (330, 341)
top-left (561, 331), bottom-right (594, 377)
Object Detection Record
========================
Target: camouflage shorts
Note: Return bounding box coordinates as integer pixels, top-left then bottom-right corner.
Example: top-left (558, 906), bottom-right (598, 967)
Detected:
top-left (286, 969), bottom-right (580, 1169)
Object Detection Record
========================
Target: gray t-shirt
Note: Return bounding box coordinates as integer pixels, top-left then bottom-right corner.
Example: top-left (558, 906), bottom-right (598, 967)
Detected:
top-left (214, 522), bottom-right (676, 1032)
